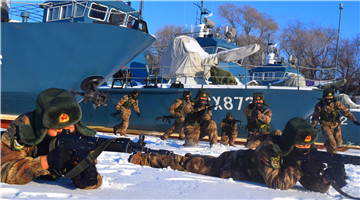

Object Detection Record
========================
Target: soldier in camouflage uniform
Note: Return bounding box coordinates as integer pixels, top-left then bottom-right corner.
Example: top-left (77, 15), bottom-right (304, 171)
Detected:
top-left (243, 92), bottom-right (272, 149)
top-left (311, 88), bottom-right (360, 153)
top-left (160, 91), bottom-right (193, 140)
top-left (220, 112), bottom-right (239, 146)
top-left (113, 90), bottom-right (140, 136)
top-left (1, 88), bottom-right (102, 189)
top-left (183, 89), bottom-right (218, 147)
top-left (129, 118), bottom-right (333, 193)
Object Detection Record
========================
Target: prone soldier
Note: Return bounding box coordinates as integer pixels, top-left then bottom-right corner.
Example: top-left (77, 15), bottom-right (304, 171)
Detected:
top-left (243, 92), bottom-right (272, 149)
top-left (183, 89), bottom-right (218, 147)
top-left (311, 88), bottom-right (360, 153)
top-left (112, 90), bottom-right (140, 136)
top-left (129, 118), bottom-right (332, 194)
top-left (219, 112), bottom-right (239, 146)
top-left (1, 88), bottom-right (101, 189)
top-left (160, 91), bottom-right (193, 140)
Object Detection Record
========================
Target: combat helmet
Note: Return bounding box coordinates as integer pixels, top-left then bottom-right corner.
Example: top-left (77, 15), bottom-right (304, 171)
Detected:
top-left (270, 118), bottom-right (318, 156)
top-left (19, 88), bottom-right (96, 145)
top-left (252, 92), bottom-right (270, 107)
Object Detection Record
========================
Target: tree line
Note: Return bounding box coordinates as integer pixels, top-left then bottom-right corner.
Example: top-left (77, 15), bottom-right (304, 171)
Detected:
top-left (146, 3), bottom-right (359, 97)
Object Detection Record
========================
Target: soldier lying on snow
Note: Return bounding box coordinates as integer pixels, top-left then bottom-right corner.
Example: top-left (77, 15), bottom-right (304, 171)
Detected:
top-left (130, 118), bottom-right (335, 193)
top-left (1, 88), bottom-right (102, 189)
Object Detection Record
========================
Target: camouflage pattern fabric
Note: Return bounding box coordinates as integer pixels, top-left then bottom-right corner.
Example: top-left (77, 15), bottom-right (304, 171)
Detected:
top-left (183, 107), bottom-right (218, 147)
top-left (114, 95), bottom-right (140, 136)
top-left (220, 120), bottom-right (238, 146)
top-left (243, 103), bottom-right (272, 149)
top-left (311, 100), bottom-right (356, 153)
top-left (130, 136), bottom-right (329, 193)
top-left (1, 112), bottom-right (102, 189)
top-left (161, 98), bottom-right (193, 140)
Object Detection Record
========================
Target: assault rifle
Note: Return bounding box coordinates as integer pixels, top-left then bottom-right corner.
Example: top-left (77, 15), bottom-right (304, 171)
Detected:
top-left (155, 115), bottom-right (181, 124)
top-left (225, 119), bottom-right (242, 126)
top-left (110, 110), bottom-right (122, 121)
top-left (292, 150), bottom-right (360, 199)
top-left (49, 130), bottom-right (173, 178)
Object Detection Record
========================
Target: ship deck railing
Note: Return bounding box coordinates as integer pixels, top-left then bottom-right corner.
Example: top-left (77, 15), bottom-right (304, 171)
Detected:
top-left (8, 2), bottom-right (44, 22)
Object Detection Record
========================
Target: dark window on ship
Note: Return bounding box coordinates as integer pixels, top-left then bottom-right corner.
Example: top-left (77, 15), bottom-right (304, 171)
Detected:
top-left (108, 8), bottom-right (126, 26)
top-left (216, 47), bottom-right (227, 53)
top-left (61, 4), bottom-right (73, 19)
top-left (89, 3), bottom-right (108, 21)
top-left (203, 47), bottom-right (215, 54)
top-left (47, 6), bottom-right (60, 21)
top-left (74, 2), bottom-right (87, 17)
top-left (126, 15), bottom-right (136, 28)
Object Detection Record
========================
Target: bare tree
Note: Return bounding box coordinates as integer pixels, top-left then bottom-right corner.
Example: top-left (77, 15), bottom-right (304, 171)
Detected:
top-left (147, 24), bottom-right (188, 74)
top-left (280, 21), bottom-right (337, 80)
top-left (336, 35), bottom-right (360, 95)
top-left (217, 3), bottom-right (278, 65)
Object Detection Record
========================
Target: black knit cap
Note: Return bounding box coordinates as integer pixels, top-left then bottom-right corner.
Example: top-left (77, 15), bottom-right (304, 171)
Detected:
top-left (270, 118), bottom-right (318, 156)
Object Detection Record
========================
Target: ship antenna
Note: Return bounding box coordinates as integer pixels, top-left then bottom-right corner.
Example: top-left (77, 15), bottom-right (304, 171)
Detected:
top-left (139, 0), bottom-right (144, 20)
top-left (333, 3), bottom-right (343, 84)
top-left (194, 0), bottom-right (209, 24)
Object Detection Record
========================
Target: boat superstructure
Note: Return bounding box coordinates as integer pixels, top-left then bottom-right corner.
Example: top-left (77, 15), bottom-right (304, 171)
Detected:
top-left (1, 0), bottom-right (155, 116)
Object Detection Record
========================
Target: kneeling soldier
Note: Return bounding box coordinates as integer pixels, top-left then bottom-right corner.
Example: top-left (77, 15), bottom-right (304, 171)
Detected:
top-left (220, 112), bottom-right (239, 146)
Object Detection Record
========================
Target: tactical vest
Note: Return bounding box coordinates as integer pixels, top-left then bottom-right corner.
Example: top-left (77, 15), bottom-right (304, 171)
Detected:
top-left (122, 95), bottom-right (135, 109)
top-left (246, 109), bottom-right (270, 133)
top-left (174, 99), bottom-right (185, 113)
top-left (222, 120), bottom-right (234, 133)
top-left (319, 102), bottom-right (340, 122)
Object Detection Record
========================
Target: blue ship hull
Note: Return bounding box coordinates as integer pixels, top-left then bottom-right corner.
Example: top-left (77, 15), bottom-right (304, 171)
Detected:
top-left (1, 22), bottom-right (155, 115)
top-left (80, 87), bottom-right (360, 145)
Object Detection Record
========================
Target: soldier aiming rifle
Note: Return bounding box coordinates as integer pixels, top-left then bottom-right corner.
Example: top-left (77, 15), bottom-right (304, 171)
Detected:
top-left (220, 112), bottom-right (241, 146)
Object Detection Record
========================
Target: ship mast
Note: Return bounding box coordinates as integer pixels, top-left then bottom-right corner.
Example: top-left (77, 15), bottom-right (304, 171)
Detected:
top-left (334, 3), bottom-right (343, 83)
top-left (194, 0), bottom-right (209, 24)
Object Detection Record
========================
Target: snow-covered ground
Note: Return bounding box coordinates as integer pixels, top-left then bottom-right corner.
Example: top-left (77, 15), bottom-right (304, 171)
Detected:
top-left (1, 132), bottom-right (360, 199)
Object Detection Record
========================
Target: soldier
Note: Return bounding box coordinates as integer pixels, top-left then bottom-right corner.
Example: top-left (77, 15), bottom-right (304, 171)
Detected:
top-left (160, 91), bottom-right (193, 140)
top-left (129, 118), bottom-right (333, 193)
top-left (311, 88), bottom-right (360, 153)
top-left (183, 89), bottom-right (218, 147)
top-left (243, 92), bottom-right (272, 149)
top-left (220, 112), bottom-right (239, 146)
top-left (113, 90), bottom-right (140, 136)
top-left (1, 88), bottom-right (102, 189)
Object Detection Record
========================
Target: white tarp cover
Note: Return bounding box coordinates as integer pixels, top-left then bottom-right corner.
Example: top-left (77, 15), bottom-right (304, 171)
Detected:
top-left (160, 36), bottom-right (259, 79)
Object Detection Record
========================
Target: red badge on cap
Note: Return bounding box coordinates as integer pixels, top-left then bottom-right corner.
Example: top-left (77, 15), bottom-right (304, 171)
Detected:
top-left (304, 136), bottom-right (311, 142)
top-left (59, 113), bottom-right (70, 123)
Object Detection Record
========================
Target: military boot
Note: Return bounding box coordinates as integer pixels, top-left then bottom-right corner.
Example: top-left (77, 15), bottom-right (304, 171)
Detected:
top-left (160, 132), bottom-right (170, 140)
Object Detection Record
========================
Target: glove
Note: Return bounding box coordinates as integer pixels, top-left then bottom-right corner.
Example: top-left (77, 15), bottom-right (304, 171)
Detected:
top-left (353, 121), bottom-right (360, 126)
top-left (73, 163), bottom-right (99, 188)
top-left (47, 147), bottom-right (73, 170)
top-left (137, 112), bottom-right (140, 117)
top-left (323, 165), bottom-right (347, 184)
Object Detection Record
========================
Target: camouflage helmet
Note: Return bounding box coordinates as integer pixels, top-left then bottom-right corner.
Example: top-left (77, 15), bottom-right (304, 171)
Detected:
top-left (226, 112), bottom-right (234, 119)
top-left (253, 92), bottom-right (270, 107)
top-left (19, 88), bottom-right (96, 145)
top-left (270, 118), bottom-right (318, 156)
